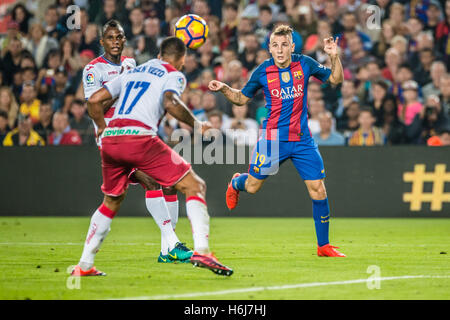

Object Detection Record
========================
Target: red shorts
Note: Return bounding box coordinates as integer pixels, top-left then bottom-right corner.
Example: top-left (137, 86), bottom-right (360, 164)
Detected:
top-left (100, 135), bottom-right (191, 196)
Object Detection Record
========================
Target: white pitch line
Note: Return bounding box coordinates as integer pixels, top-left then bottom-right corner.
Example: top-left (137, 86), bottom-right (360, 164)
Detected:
top-left (113, 275), bottom-right (450, 300)
top-left (0, 242), bottom-right (158, 246)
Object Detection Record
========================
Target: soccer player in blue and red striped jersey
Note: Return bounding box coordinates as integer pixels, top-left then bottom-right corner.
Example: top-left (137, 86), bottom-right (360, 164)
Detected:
top-left (209, 25), bottom-right (346, 257)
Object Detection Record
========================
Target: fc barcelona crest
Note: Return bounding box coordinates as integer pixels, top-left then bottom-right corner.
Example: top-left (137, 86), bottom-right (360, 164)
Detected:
top-left (294, 70), bottom-right (303, 80)
top-left (281, 71), bottom-right (291, 83)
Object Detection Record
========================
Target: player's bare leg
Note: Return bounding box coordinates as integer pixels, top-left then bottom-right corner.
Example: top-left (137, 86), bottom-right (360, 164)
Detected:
top-left (72, 193), bottom-right (126, 276)
top-left (304, 179), bottom-right (346, 257)
top-left (175, 169), bottom-right (233, 276)
top-left (226, 173), bottom-right (265, 210)
top-left (132, 169), bottom-right (191, 263)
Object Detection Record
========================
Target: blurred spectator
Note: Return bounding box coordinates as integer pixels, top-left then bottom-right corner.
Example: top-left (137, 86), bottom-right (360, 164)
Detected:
top-left (398, 80), bottom-right (423, 126)
top-left (48, 111), bottom-right (82, 146)
top-left (382, 47), bottom-right (402, 83)
top-left (0, 110), bottom-right (10, 144)
top-left (241, 0), bottom-right (280, 20)
top-left (50, 66), bottom-right (71, 112)
top-left (422, 61), bottom-right (447, 100)
top-left (11, 3), bottom-right (34, 35)
top-left (323, 0), bottom-right (343, 36)
top-left (378, 95), bottom-right (407, 145)
top-left (335, 79), bottom-right (359, 120)
top-left (2, 37), bottom-right (24, 86)
top-left (44, 5), bottom-right (60, 39)
top-left (342, 34), bottom-right (372, 76)
top-left (24, 23), bottom-right (58, 69)
top-left (79, 24), bottom-right (101, 56)
top-left (440, 73), bottom-right (450, 116)
top-left (337, 100), bottom-right (361, 134)
top-left (69, 99), bottom-right (94, 145)
top-left (204, 109), bottom-right (233, 145)
top-left (0, 21), bottom-right (24, 55)
top-left (308, 99), bottom-right (327, 135)
top-left (135, 17), bottom-right (163, 64)
top-left (413, 48), bottom-right (435, 86)
top-left (224, 104), bottom-right (259, 146)
top-left (221, 2), bottom-right (239, 50)
top-left (184, 53), bottom-right (202, 83)
top-left (368, 80), bottom-right (389, 123)
top-left (339, 11), bottom-right (372, 55)
top-left (19, 81), bottom-right (41, 124)
top-left (313, 111), bottom-right (345, 146)
top-left (60, 37), bottom-right (82, 77)
top-left (95, 0), bottom-right (121, 26)
top-left (348, 107), bottom-right (385, 146)
top-left (372, 20), bottom-right (396, 60)
top-left (238, 34), bottom-right (260, 71)
top-left (254, 5), bottom-right (274, 42)
top-left (3, 114), bottom-right (45, 146)
top-left (124, 7), bottom-right (145, 42)
top-left (33, 100), bottom-right (54, 140)
top-left (406, 95), bottom-right (449, 144)
top-left (0, 86), bottom-right (19, 128)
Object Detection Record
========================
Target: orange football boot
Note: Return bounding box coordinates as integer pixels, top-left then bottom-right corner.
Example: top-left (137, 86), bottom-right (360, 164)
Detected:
top-left (190, 251), bottom-right (233, 276)
top-left (226, 173), bottom-right (241, 210)
top-left (317, 244), bottom-right (346, 257)
top-left (71, 265), bottom-right (106, 276)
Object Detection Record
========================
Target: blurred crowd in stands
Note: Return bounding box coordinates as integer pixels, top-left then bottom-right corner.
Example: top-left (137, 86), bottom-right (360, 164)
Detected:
top-left (0, 0), bottom-right (449, 147)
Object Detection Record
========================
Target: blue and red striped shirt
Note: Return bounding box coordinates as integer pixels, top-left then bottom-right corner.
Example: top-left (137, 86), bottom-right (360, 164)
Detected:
top-left (242, 54), bottom-right (331, 142)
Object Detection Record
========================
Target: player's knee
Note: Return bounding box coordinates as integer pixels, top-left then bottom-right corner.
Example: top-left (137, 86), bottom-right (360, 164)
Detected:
top-left (309, 185), bottom-right (327, 200)
top-left (103, 193), bottom-right (125, 212)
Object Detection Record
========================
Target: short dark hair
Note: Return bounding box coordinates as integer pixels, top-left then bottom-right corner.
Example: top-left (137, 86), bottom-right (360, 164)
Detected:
top-left (259, 5), bottom-right (272, 14)
top-left (160, 36), bottom-right (186, 61)
top-left (224, 3), bottom-right (238, 11)
top-left (360, 106), bottom-right (374, 116)
top-left (71, 99), bottom-right (85, 107)
top-left (102, 20), bottom-right (124, 37)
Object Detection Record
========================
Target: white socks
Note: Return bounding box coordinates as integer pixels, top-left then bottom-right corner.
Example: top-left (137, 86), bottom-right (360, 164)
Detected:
top-left (160, 194), bottom-right (179, 255)
top-left (79, 204), bottom-right (115, 271)
top-left (186, 196), bottom-right (210, 254)
top-left (145, 190), bottom-right (179, 252)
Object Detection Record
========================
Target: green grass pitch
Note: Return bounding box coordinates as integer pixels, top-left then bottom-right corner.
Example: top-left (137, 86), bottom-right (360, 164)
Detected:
top-left (0, 217), bottom-right (449, 300)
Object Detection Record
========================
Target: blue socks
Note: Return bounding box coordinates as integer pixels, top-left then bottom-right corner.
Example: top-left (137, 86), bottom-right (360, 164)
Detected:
top-left (232, 173), bottom-right (248, 192)
top-left (312, 198), bottom-right (330, 247)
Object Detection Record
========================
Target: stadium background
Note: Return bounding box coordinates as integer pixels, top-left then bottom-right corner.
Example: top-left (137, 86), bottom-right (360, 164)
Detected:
top-left (0, 0), bottom-right (448, 218)
top-left (0, 0), bottom-right (449, 302)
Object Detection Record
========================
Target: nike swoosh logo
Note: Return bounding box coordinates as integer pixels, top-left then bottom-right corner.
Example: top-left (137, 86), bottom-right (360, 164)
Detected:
top-left (168, 253), bottom-right (177, 259)
top-left (160, 257), bottom-right (167, 262)
top-left (268, 78), bottom-right (278, 83)
top-left (321, 216), bottom-right (329, 219)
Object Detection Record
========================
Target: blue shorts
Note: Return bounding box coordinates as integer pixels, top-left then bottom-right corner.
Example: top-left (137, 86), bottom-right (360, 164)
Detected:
top-left (248, 138), bottom-right (326, 181)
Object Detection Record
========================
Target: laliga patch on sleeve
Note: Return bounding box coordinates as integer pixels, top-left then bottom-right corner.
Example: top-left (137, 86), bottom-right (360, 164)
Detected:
top-left (86, 73), bottom-right (95, 86)
top-left (176, 76), bottom-right (185, 90)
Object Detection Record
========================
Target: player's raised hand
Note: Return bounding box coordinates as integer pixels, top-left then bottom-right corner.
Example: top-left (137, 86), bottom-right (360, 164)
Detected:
top-left (208, 80), bottom-right (225, 92)
top-left (323, 36), bottom-right (339, 57)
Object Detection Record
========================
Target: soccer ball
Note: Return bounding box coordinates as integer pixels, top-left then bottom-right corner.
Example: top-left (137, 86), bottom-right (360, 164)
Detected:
top-left (174, 14), bottom-right (209, 49)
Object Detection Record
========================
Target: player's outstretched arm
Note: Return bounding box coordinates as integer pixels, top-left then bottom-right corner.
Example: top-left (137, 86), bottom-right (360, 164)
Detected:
top-left (208, 80), bottom-right (250, 106)
top-left (323, 37), bottom-right (344, 85)
top-left (87, 87), bottom-right (112, 137)
top-left (163, 91), bottom-right (211, 134)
